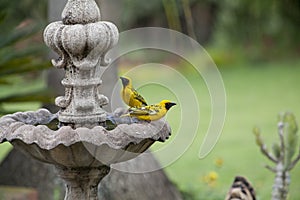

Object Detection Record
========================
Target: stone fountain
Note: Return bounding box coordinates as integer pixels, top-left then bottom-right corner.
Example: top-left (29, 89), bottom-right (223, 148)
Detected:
top-left (0, 0), bottom-right (171, 199)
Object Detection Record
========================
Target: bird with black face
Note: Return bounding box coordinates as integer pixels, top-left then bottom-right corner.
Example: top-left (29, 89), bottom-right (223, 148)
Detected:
top-left (127, 100), bottom-right (176, 121)
top-left (120, 76), bottom-right (148, 108)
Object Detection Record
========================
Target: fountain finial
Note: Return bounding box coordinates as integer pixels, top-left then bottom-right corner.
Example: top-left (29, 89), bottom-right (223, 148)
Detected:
top-left (44, 0), bottom-right (118, 128)
top-left (62, 0), bottom-right (101, 25)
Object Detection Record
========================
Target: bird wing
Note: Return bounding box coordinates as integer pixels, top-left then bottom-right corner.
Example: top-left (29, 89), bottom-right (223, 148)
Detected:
top-left (132, 89), bottom-right (148, 106)
top-left (128, 106), bottom-right (158, 116)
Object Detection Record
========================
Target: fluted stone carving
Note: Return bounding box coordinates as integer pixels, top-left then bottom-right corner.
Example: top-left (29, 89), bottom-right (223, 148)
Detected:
top-left (44, 0), bottom-right (118, 127)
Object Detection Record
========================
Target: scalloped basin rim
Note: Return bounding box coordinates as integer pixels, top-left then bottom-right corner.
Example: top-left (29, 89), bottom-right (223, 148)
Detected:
top-left (0, 119), bottom-right (171, 151)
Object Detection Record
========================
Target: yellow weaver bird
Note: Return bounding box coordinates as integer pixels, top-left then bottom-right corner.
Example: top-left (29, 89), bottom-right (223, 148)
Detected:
top-left (120, 76), bottom-right (147, 108)
top-left (127, 100), bottom-right (176, 121)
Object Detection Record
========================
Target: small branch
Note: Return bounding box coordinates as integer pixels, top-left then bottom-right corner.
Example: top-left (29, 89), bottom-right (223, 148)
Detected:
top-left (278, 122), bottom-right (285, 162)
top-left (265, 165), bottom-right (276, 173)
top-left (287, 148), bottom-right (300, 171)
top-left (260, 144), bottom-right (278, 163)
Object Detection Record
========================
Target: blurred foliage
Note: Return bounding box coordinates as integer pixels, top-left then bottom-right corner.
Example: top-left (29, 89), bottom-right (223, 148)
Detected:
top-left (120, 0), bottom-right (300, 61)
top-left (216, 1), bottom-right (279, 44)
top-left (120, 0), bottom-right (217, 43)
top-left (213, 0), bottom-right (300, 61)
top-left (121, 0), bottom-right (164, 28)
top-left (0, 0), bottom-right (52, 116)
top-left (0, 0), bottom-right (47, 32)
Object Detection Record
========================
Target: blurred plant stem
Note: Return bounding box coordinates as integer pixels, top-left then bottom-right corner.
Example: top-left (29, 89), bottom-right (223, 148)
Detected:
top-left (162, 0), bottom-right (182, 32)
top-left (254, 112), bottom-right (300, 200)
top-left (181, 0), bottom-right (196, 40)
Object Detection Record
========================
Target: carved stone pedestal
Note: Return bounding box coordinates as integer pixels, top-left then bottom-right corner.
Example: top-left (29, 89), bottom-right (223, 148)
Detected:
top-left (57, 167), bottom-right (110, 200)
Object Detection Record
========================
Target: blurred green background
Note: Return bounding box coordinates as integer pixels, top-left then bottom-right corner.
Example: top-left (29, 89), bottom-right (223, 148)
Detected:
top-left (1, 0), bottom-right (300, 199)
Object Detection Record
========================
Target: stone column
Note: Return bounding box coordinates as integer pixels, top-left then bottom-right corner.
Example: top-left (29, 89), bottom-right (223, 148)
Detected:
top-left (56, 166), bottom-right (110, 200)
top-left (44, 0), bottom-right (119, 128)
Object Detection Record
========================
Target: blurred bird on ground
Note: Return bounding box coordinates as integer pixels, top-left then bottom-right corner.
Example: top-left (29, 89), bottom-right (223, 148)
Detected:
top-left (225, 176), bottom-right (256, 200)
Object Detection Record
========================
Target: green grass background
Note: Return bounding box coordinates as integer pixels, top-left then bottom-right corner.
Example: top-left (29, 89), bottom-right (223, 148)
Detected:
top-left (129, 60), bottom-right (300, 199)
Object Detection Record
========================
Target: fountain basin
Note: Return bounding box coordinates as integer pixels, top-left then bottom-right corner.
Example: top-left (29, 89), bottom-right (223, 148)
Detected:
top-left (0, 109), bottom-right (171, 168)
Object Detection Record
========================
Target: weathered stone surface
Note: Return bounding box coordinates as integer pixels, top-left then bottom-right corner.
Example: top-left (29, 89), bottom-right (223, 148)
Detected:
top-left (43, 0), bottom-right (119, 126)
top-left (0, 108), bottom-right (171, 200)
top-left (57, 166), bottom-right (110, 200)
top-left (0, 109), bottom-right (170, 167)
top-left (62, 0), bottom-right (101, 25)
